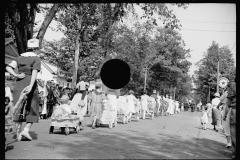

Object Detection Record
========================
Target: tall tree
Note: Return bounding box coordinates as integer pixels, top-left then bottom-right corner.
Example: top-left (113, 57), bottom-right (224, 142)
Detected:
top-left (193, 41), bottom-right (235, 102)
top-left (5, 3), bottom-right (61, 54)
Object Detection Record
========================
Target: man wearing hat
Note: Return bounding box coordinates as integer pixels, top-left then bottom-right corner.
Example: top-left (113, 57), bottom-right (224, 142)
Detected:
top-left (6, 38), bottom-right (41, 141)
top-left (211, 92), bottom-right (221, 131)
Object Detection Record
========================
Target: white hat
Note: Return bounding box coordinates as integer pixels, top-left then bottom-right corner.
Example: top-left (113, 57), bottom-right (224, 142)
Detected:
top-left (27, 39), bottom-right (39, 48)
top-left (214, 92), bottom-right (220, 97)
top-left (153, 90), bottom-right (156, 94)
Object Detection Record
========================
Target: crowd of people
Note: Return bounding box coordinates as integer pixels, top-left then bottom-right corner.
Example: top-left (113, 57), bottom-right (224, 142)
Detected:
top-left (200, 81), bottom-right (236, 159)
top-left (5, 38), bottom-right (236, 159)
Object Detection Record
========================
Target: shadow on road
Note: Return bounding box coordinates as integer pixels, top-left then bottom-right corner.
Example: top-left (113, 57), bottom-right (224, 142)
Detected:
top-left (29, 131), bottom-right (38, 140)
top-left (5, 145), bottom-right (14, 152)
top-left (35, 128), bottom-right (232, 159)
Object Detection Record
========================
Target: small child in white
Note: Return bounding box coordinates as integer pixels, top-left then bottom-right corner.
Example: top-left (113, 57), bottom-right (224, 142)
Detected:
top-left (200, 105), bottom-right (209, 130)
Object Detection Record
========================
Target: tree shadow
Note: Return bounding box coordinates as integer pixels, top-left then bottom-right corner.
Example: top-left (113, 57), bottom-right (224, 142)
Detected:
top-left (34, 128), bottom-right (232, 159)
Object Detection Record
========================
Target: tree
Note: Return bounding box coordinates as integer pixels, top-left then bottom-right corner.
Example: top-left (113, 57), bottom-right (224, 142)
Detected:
top-left (193, 41), bottom-right (235, 102)
top-left (5, 3), bottom-right (61, 54)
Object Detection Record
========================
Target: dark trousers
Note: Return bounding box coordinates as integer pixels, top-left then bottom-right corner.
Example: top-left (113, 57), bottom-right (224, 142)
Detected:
top-left (47, 103), bottom-right (54, 118)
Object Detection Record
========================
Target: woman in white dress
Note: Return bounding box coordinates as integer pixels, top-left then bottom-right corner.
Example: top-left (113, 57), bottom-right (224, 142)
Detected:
top-left (70, 80), bottom-right (87, 128)
top-left (126, 90), bottom-right (137, 122)
top-left (141, 90), bottom-right (149, 120)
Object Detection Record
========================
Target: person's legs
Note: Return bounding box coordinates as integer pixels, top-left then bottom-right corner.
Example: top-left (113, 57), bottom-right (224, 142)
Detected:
top-left (92, 115), bottom-right (96, 129)
top-left (128, 112), bottom-right (132, 122)
top-left (142, 110), bottom-right (145, 119)
top-left (19, 122), bottom-right (33, 140)
top-left (15, 122), bottom-right (22, 140)
top-left (204, 123), bottom-right (207, 130)
top-left (226, 136), bottom-right (232, 147)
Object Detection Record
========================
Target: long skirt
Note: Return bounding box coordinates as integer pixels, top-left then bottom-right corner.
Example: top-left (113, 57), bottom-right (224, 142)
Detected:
top-left (70, 93), bottom-right (87, 116)
top-left (13, 75), bottom-right (39, 123)
top-left (230, 108), bottom-right (236, 147)
top-left (91, 102), bottom-right (103, 119)
top-left (212, 108), bottom-right (221, 126)
top-left (223, 107), bottom-right (231, 137)
top-left (107, 94), bottom-right (117, 117)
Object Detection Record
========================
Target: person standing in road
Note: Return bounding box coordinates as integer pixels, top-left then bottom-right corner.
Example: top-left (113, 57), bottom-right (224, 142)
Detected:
top-left (226, 81), bottom-right (236, 159)
top-left (88, 83), bottom-right (103, 129)
top-left (126, 90), bottom-right (137, 122)
top-left (6, 38), bottom-right (41, 141)
top-left (211, 93), bottom-right (221, 132)
top-left (200, 105), bottom-right (209, 130)
top-left (140, 90), bottom-right (149, 119)
top-left (217, 84), bottom-right (232, 148)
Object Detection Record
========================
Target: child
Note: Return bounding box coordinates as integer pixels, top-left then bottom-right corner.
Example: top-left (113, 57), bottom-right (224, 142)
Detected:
top-left (201, 105), bottom-right (209, 130)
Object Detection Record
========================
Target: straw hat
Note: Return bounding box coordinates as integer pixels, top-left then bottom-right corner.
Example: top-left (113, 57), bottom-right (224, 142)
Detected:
top-left (214, 92), bottom-right (220, 97)
top-left (27, 39), bottom-right (39, 48)
top-left (129, 90), bottom-right (134, 94)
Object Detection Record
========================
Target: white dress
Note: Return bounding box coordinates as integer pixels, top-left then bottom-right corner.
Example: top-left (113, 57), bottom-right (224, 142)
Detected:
top-left (127, 94), bottom-right (136, 113)
top-left (70, 93), bottom-right (88, 116)
top-left (141, 94), bottom-right (149, 111)
top-left (107, 94), bottom-right (117, 117)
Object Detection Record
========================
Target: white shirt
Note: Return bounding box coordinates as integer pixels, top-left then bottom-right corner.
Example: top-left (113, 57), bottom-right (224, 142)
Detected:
top-left (211, 98), bottom-right (220, 108)
top-left (5, 86), bottom-right (13, 102)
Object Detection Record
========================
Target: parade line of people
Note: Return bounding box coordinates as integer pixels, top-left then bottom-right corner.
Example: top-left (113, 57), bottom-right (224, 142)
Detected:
top-left (5, 38), bottom-right (236, 159)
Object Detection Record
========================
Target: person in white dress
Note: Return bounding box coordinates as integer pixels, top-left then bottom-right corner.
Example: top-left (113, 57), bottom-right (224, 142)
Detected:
top-left (70, 79), bottom-right (88, 129)
top-left (156, 91), bottom-right (161, 116)
top-left (165, 95), bottom-right (170, 116)
top-left (141, 90), bottom-right (149, 119)
top-left (126, 90), bottom-right (137, 122)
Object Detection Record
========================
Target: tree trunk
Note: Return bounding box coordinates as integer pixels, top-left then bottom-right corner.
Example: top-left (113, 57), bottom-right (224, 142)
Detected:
top-left (36, 3), bottom-right (61, 48)
top-left (72, 33), bottom-right (80, 88)
top-left (14, 25), bottom-right (25, 54)
top-left (72, 10), bottom-right (83, 88)
top-left (28, 3), bottom-right (38, 39)
top-left (12, 8), bottom-right (25, 54)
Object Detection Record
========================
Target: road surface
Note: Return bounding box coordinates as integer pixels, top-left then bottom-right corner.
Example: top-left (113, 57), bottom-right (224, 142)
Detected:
top-left (5, 111), bottom-right (232, 159)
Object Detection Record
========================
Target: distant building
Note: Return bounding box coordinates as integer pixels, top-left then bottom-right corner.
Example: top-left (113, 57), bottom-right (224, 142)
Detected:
top-left (5, 38), bottom-right (71, 88)
top-left (37, 60), bottom-right (72, 88)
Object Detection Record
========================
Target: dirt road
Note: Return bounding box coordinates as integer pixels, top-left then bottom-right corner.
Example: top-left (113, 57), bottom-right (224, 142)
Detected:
top-left (5, 111), bottom-right (232, 159)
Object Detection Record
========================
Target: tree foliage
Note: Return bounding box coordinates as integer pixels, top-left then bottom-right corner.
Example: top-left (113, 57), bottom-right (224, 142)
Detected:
top-left (193, 41), bottom-right (236, 103)
top-left (27, 3), bottom-right (192, 99)
top-left (5, 3), bottom-right (61, 54)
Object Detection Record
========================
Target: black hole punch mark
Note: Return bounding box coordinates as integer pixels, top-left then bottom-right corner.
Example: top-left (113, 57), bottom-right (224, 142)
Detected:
top-left (100, 59), bottom-right (131, 89)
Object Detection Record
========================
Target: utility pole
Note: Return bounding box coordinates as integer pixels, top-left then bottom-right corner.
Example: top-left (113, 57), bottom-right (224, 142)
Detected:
top-left (173, 87), bottom-right (176, 100)
top-left (144, 67), bottom-right (147, 92)
top-left (217, 61), bottom-right (220, 93)
top-left (208, 84), bottom-right (210, 103)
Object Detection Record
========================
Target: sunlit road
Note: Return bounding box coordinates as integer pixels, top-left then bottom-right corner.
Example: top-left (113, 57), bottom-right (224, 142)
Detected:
top-left (6, 110), bottom-right (232, 159)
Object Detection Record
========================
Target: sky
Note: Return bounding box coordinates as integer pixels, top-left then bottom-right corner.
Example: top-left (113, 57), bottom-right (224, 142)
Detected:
top-left (34, 3), bottom-right (236, 76)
